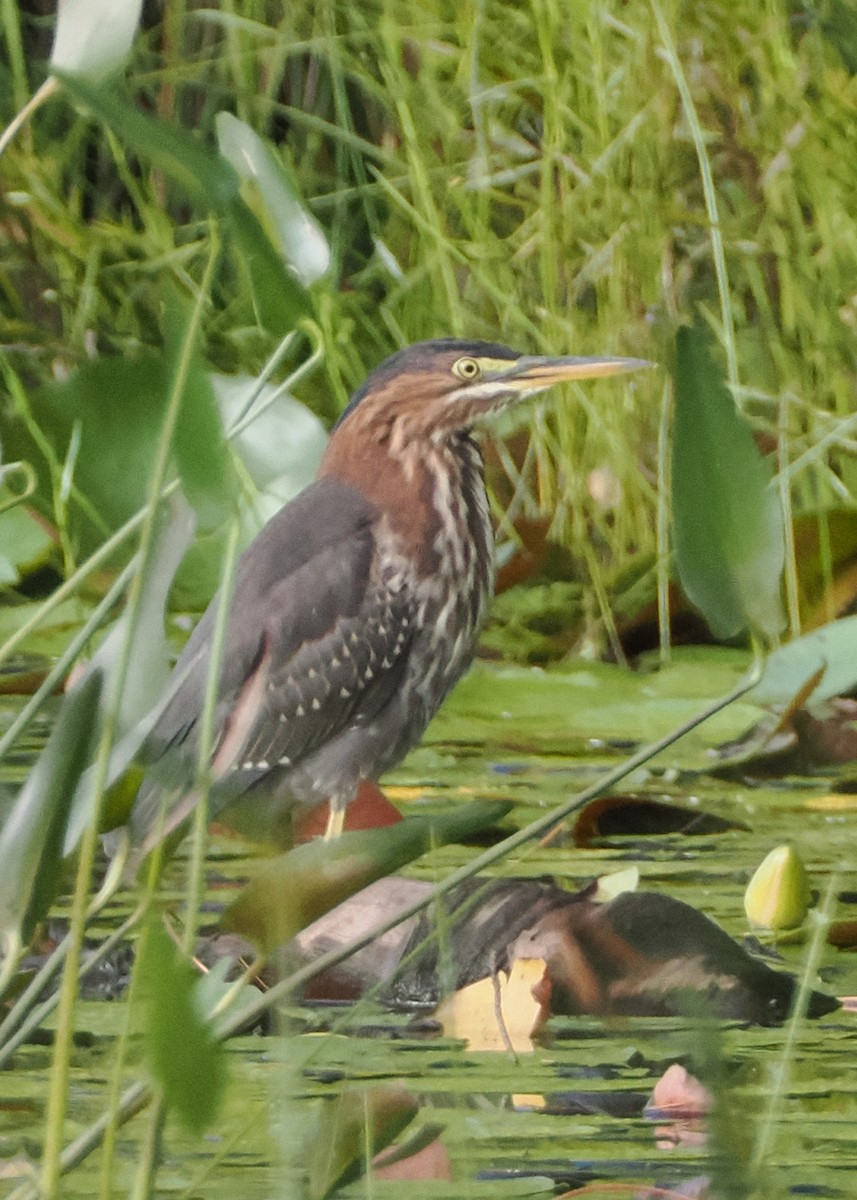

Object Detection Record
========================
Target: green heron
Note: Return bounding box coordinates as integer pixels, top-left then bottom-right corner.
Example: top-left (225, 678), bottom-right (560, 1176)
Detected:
top-left (126, 339), bottom-right (647, 863)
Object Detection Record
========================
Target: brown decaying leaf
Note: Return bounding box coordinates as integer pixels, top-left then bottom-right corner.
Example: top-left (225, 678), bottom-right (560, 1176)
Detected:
top-left (572, 795), bottom-right (747, 846)
top-left (791, 699), bottom-right (857, 765)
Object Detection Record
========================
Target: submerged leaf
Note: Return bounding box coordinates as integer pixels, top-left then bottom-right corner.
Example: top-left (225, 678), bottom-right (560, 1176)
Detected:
top-left (293, 876), bottom-right (839, 1024)
top-left (138, 921), bottom-right (227, 1134)
top-left (672, 327), bottom-right (785, 642)
top-left (572, 794), bottom-right (748, 845)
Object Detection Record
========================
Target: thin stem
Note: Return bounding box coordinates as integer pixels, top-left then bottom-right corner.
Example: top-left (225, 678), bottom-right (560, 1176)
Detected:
top-left (0, 76), bottom-right (59, 160)
top-left (778, 391), bottom-right (800, 639)
top-left (656, 377), bottom-right (673, 664)
top-left (39, 238), bottom-right (221, 1199)
top-left (182, 515), bottom-right (241, 953)
top-left (750, 872), bottom-right (838, 1173)
top-left (651, 1), bottom-right (737, 387)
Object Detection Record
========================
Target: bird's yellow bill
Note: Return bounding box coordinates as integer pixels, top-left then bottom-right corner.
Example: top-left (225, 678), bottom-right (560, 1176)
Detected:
top-left (499, 355), bottom-right (653, 389)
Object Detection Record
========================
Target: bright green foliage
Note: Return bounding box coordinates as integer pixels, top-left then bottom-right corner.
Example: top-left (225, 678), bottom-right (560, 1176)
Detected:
top-left (223, 800), bottom-right (511, 952)
top-left (3, 4), bottom-right (857, 633)
top-left (672, 327), bottom-right (785, 642)
top-left (138, 919), bottom-right (227, 1135)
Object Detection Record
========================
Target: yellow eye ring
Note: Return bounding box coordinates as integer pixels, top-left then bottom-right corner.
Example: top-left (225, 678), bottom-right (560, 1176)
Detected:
top-left (453, 356), bottom-right (482, 381)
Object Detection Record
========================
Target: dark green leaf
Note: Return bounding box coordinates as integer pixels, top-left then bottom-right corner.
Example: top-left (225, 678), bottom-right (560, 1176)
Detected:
top-left (672, 326), bottom-right (785, 642)
top-left (138, 920), bottom-right (227, 1134)
top-left (0, 670), bottom-right (102, 947)
top-left (223, 800), bottom-right (511, 952)
top-left (55, 72), bottom-right (311, 331)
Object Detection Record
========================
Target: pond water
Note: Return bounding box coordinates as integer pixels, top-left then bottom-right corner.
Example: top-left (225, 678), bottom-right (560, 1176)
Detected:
top-left (2, 647), bottom-right (857, 1198)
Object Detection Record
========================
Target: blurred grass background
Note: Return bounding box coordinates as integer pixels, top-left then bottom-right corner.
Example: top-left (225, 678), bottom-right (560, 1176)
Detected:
top-left (2, 0), bottom-right (857, 652)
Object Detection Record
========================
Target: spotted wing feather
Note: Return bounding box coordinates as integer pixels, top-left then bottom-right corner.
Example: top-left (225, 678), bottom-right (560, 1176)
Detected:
top-left (130, 477), bottom-right (415, 846)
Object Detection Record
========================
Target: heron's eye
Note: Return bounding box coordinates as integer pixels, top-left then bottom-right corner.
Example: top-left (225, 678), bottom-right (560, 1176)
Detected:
top-left (453, 357), bottom-right (482, 381)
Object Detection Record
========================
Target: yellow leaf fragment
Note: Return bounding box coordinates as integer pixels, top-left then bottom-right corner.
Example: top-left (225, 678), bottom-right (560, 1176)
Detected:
top-left (434, 957), bottom-right (550, 1052)
top-left (803, 794), bottom-right (857, 812)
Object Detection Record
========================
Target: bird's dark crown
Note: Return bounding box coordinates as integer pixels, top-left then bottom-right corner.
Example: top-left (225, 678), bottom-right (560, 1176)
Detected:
top-left (334, 338), bottom-right (522, 429)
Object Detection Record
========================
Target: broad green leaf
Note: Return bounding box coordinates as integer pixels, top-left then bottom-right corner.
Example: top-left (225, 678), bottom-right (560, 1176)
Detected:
top-left (167, 373), bottom-right (326, 608)
top-left (223, 800), bottom-right (511, 952)
top-left (4, 353), bottom-right (174, 556)
top-left (213, 372), bottom-right (327, 523)
top-left (216, 113), bottom-right (330, 286)
top-left (165, 295), bottom-right (236, 530)
top-left (55, 72), bottom-right (311, 331)
top-left (672, 327), bottom-right (785, 642)
top-left (138, 920), bottom-right (227, 1134)
top-left (750, 614), bottom-right (857, 706)
top-left (4, 356), bottom-right (323, 586)
top-left (50, 0), bottom-right (143, 80)
top-left (0, 670), bottom-right (102, 949)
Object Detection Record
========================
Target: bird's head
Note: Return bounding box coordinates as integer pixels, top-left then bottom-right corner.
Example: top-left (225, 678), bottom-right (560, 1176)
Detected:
top-left (334, 338), bottom-right (650, 442)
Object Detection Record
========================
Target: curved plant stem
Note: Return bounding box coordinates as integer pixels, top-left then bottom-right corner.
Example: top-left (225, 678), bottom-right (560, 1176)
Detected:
top-left (182, 515), bottom-right (241, 952)
top-left (38, 237), bottom-right (221, 1199)
top-left (750, 872), bottom-right (838, 1176)
top-left (650, 0), bottom-right (737, 387)
top-left (0, 76), bottom-right (59, 160)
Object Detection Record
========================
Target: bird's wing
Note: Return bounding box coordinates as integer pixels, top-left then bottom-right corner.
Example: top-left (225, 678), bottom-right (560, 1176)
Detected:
top-left (130, 477), bottom-right (416, 842)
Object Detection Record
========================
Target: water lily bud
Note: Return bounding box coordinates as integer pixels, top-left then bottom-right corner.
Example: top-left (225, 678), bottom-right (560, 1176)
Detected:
top-left (744, 845), bottom-right (811, 931)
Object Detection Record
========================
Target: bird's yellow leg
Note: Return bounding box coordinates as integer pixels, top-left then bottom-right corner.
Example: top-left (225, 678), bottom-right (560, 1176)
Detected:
top-left (324, 799), bottom-right (347, 840)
